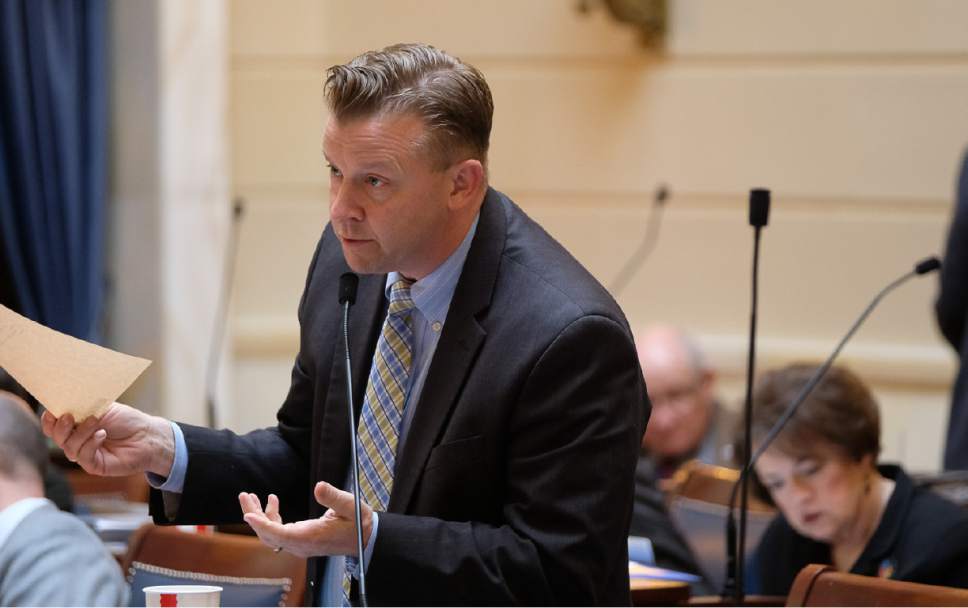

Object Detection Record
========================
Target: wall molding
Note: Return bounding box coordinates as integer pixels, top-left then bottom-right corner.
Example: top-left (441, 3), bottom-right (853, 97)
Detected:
top-left (233, 316), bottom-right (956, 390)
top-left (232, 184), bottom-right (951, 216)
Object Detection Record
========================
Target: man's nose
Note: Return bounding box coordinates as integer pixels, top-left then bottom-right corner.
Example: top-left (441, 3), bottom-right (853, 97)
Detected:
top-left (330, 182), bottom-right (363, 222)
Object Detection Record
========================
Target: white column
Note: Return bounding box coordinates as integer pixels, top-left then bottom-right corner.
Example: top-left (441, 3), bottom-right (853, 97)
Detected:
top-left (108, 0), bottom-right (231, 426)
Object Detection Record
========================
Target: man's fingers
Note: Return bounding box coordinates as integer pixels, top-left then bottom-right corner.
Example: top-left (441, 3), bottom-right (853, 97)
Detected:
top-left (61, 416), bottom-right (100, 461)
top-left (265, 494), bottom-right (282, 523)
top-left (51, 413), bottom-right (76, 446)
top-left (243, 511), bottom-right (289, 546)
top-left (74, 429), bottom-right (107, 471)
top-left (40, 411), bottom-right (56, 438)
top-left (314, 481), bottom-right (357, 517)
top-left (238, 492), bottom-right (264, 516)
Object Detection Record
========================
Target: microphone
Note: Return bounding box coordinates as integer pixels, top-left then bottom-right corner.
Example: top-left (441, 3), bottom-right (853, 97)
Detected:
top-left (748, 188), bottom-right (770, 227)
top-left (609, 183), bottom-right (670, 297)
top-left (338, 272), bottom-right (368, 607)
top-left (916, 256), bottom-right (941, 275)
top-left (722, 255), bottom-right (942, 600)
top-left (205, 197), bottom-right (245, 428)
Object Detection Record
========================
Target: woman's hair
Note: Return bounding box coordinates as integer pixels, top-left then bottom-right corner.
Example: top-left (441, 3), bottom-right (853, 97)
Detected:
top-left (324, 42), bottom-right (493, 170)
top-left (752, 363), bottom-right (881, 462)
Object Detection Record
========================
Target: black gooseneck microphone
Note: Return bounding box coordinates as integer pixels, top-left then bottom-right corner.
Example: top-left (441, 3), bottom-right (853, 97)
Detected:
top-left (609, 183), bottom-right (670, 297)
top-left (338, 272), bottom-right (368, 608)
top-left (205, 197), bottom-right (246, 428)
top-left (722, 189), bottom-right (770, 603)
top-left (721, 254), bottom-right (942, 601)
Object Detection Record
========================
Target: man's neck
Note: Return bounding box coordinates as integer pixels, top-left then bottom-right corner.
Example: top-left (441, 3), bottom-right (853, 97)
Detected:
top-left (0, 476), bottom-right (43, 512)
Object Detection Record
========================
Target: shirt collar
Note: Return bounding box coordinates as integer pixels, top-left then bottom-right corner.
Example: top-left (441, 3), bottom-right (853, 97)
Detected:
top-left (385, 213), bottom-right (479, 326)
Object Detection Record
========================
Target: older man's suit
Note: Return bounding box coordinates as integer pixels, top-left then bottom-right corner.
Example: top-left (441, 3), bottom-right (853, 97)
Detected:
top-left (151, 188), bottom-right (648, 605)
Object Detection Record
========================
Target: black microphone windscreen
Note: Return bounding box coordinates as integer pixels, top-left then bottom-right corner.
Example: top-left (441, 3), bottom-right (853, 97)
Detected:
top-left (749, 189), bottom-right (770, 227)
top-left (915, 256), bottom-right (942, 275)
top-left (339, 272), bottom-right (359, 305)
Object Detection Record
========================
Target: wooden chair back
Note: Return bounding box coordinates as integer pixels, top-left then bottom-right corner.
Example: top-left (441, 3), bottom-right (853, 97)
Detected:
top-left (66, 469), bottom-right (150, 503)
top-left (121, 524), bottom-right (307, 606)
top-left (667, 460), bottom-right (774, 512)
top-left (663, 461), bottom-right (776, 591)
top-left (786, 564), bottom-right (968, 607)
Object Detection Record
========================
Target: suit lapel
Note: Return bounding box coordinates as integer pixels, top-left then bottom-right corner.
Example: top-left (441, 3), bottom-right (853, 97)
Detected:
top-left (389, 189), bottom-right (507, 513)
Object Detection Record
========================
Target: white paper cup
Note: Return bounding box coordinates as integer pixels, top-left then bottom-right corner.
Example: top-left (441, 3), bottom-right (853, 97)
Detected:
top-left (143, 585), bottom-right (222, 607)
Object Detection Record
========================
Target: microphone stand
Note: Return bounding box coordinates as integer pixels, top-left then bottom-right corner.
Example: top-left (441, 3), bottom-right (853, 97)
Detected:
top-left (339, 272), bottom-right (368, 608)
top-left (205, 197), bottom-right (245, 428)
top-left (723, 189), bottom-right (770, 604)
top-left (721, 256), bottom-right (940, 602)
top-left (609, 184), bottom-right (670, 297)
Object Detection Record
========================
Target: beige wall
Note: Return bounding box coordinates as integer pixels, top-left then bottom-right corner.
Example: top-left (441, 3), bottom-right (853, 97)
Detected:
top-left (227, 0), bottom-right (968, 472)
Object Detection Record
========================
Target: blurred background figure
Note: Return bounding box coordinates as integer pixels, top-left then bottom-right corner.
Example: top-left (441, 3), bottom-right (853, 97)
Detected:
top-left (637, 325), bottom-right (737, 479)
top-left (748, 364), bottom-right (968, 596)
top-left (629, 447), bottom-right (710, 593)
top-left (0, 368), bottom-right (73, 512)
top-left (0, 391), bottom-right (127, 607)
top-left (936, 148), bottom-right (968, 471)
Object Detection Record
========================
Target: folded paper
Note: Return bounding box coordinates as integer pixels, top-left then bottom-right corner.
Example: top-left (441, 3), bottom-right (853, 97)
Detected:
top-left (0, 304), bottom-right (151, 421)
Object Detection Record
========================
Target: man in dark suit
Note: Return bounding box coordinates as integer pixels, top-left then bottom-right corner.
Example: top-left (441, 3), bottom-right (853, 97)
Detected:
top-left (44, 43), bottom-right (648, 605)
top-left (937, 148), bottom-right (968, 470)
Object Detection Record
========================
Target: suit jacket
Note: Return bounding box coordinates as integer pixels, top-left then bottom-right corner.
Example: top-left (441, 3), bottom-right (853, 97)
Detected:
top-left (0, 501), bottom-right (128, 607)
top-left (937, 148), bottom-right (968, 470)
top-left (151, 188), bottom-right (648, 605)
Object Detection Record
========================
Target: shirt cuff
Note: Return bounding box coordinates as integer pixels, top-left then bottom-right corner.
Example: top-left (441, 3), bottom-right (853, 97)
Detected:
top-left (362, 512), bottom-right (379, 573)
top-left (145, 421), bottom-right (188, 493)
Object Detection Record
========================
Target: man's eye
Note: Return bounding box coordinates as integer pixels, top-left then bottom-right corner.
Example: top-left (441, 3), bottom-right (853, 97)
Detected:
top-left (366, 176), bottom-right (384, 187)
top-left (328, 165), bottom-right (342, 177)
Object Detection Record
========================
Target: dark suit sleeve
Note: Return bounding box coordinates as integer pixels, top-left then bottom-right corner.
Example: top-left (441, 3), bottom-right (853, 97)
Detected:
top-left (936, 149), bottom-right (968, 350)
top-left (149, 233), bottom-right (326, 525)
top-left (368, 315), bottom-right (646, 605)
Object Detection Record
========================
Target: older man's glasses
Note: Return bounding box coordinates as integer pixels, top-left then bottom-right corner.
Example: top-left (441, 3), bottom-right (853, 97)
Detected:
top-left (648, 381), bottom-right (702, 409)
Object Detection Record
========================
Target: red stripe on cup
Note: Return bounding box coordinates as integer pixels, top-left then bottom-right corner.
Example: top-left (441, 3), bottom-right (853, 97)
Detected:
top-left (160, 593), bottom-right (178, 607)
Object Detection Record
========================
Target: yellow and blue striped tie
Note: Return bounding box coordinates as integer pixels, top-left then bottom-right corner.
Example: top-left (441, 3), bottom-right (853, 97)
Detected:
top-left (343, 278), bottom-right (415, 605)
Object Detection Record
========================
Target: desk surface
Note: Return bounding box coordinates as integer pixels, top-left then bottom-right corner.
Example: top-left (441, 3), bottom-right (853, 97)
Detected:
top-left (630, 579), bottom-right (691, 606)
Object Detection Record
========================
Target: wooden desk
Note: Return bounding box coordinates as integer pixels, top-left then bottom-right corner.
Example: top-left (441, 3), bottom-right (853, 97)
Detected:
top-left (688, 594), bottom-right (786, 606)
top-left (631, 579), bottom-right (691, 606)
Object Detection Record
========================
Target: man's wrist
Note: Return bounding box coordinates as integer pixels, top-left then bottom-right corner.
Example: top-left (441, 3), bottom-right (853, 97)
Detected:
top-left (147, 416), bottom-right (176, 477)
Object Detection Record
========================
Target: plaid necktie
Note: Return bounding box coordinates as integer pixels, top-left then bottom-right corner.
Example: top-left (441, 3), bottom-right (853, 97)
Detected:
top-left (343, 278), bottom-right (416, 605)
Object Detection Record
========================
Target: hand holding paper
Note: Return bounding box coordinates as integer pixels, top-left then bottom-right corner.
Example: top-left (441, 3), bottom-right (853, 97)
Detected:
top-left (1, 304), bottom-right (174, 478)
top-left (41, 403), bottom-right (176, 478)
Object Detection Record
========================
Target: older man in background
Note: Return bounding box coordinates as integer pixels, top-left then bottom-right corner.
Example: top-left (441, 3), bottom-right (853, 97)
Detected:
top-left (637, 325), bottom-right (737, 479)
top-left (0, 391), bottom-right (127, 606)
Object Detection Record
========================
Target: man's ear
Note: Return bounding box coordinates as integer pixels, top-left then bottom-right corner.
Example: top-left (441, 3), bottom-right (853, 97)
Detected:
top-left (448, 159), bottom-right (485, 211)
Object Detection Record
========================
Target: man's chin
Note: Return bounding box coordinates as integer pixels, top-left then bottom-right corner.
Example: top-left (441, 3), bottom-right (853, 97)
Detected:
top-left (341, 249), bottom-right (387, 276)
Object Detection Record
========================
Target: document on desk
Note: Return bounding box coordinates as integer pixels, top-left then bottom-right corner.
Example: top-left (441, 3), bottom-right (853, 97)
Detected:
top-left (0, 304), bottom-right (151, 421)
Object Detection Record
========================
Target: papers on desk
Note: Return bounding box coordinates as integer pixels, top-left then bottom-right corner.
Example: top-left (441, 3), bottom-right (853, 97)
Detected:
top-left (629, 560), bottom-right (703, 583)
top-left (77, 497), bottom-right (151, 556)
top-left (0, 304), bottom-right (151, 420)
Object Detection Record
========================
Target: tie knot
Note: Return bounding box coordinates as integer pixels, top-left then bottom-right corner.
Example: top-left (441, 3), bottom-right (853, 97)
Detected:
top-left (388, 278), bottom-right (415, 316)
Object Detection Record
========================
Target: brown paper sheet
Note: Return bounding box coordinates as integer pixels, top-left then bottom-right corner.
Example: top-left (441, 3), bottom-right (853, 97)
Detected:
top-left (0, 304), bottom-right (151, 421)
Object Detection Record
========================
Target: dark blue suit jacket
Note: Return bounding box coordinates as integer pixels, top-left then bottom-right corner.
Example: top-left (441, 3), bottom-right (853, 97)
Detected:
top-left (937, 150), bottom-right (968, 470)
top-left (151, 188), bottom-right (648, 605)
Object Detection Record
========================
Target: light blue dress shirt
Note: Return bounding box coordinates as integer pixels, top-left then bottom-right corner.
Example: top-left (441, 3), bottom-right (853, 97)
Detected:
top-left (150, 215), bottom-right (479, 606)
